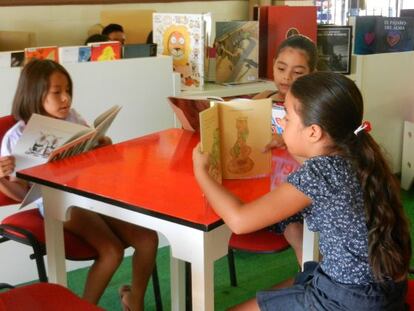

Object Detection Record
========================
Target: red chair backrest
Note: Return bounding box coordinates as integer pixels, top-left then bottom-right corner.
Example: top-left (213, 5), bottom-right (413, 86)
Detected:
top-left (0, 115), bottom-right (18, 207)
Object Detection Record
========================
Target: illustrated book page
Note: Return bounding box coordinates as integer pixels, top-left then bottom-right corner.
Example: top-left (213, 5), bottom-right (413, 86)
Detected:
top-left (200, 98), bottom-right (272, 180)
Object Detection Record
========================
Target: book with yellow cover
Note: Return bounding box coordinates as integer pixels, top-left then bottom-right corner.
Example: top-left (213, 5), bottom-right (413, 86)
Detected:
top-left (199, 98), bottom-right (272, 181)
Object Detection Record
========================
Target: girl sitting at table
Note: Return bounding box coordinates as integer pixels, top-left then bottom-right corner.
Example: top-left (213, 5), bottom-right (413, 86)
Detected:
top-left (193, 71), bottom-right (411, 310)
top-left (0, 59), bottom-right (158, 311)
top-left (256, 35), bottom-right (318, 265)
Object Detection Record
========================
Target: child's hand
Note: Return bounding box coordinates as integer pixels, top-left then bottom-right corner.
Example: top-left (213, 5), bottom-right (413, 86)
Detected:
top-left (263, 134), bottom-right (285, 152)
top-left (0, 156), bottom-right (15, 178)
top-left (192, 143), bottom-right (210, 174)
top-left (96, 136), bottom-right (112, 148)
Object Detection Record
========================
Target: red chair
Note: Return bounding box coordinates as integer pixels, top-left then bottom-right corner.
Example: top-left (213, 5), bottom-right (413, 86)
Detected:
top-left (227, 229), bottom-right (290, 286)
top-left (0, 282), bottom-right (103, 311)
top-left (0, 115), bottom-right (162, 310)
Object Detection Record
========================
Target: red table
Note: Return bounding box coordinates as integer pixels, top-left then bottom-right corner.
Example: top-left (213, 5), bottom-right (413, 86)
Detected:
top-left (17, 128), bottom-right (271, 311)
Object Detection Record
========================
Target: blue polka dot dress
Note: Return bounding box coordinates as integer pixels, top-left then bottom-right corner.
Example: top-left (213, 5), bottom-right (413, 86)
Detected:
top-left (256, 155), bottom-right (407, 311)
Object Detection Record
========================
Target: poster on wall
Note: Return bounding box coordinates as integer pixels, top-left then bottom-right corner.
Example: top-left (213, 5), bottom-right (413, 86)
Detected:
top-left (317, 25), bottom-right (352, 74)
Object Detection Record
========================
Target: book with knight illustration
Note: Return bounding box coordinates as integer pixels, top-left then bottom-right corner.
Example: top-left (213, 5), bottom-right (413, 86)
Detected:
top-left (13, 105), bottom-right (121, 172)
top-left (153, 12), bottom-right (211, 90)
top-left (199, 98), bottom-right (272, 181)
top-left (214, 21), bottom-right (259, 84)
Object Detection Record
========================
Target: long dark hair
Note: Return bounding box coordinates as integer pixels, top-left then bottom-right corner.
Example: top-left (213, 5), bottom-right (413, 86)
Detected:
top-left (290, 71), bottom-right (411, 282)
top-left (12, 59), bottom-right (73, 123)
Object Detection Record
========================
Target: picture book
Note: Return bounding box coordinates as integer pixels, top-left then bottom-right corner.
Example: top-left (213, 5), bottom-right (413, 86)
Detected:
top-left (0, 50), bottom-right (24, 68)
top-left (317, 25), bottom-right (352, 74)
top-left (259, 6), bottom-right (317, 79)
top-left (13, 105), bottom-right (121, 172)
top-left (354, 16), bottom-right (414, 54)
top-left (199, 98), bottom-right (272, 181)
top-left (89, 41), bottom-right (122, 61)
top-left (214, 21), bottom-right (259, 84)
top-left (24, 46), bottom-right (59, 63)
top-left (58, 46), bottom-right (91, 64)
top-left (122, 43), bottom-right (157, 58)
top-left (153, 12), bottom-right (211, 90)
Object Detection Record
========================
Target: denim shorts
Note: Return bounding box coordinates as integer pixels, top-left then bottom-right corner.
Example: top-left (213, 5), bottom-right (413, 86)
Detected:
top-left (257, 262), bottom-right (407, 311)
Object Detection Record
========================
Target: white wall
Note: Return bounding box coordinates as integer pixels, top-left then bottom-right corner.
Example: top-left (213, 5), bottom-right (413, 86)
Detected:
top-left (353, 51), bottom-right (414, 173)
top-left (0, 1), bottom-right (248, 47)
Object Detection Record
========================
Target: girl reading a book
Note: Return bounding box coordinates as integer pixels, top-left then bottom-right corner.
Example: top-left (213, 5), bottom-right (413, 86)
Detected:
top-left (193, 71), bottom-right (411, 311)
top-left (254, 35), bottom-right (318, 265)
top-left (0, 59), bottom-right (158, 311)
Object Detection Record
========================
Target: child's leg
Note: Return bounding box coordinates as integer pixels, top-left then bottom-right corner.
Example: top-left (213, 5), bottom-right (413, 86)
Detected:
top-left (103, 216), bottom-right (158, 311)
top-left (64, 207), bottom-right (125, 304)
top-left (284, 222), bottom-right (303, 265)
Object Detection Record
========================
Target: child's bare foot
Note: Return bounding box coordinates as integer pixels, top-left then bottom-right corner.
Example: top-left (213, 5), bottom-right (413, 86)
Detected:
top-left (118, 284), bottom-right (131, 311)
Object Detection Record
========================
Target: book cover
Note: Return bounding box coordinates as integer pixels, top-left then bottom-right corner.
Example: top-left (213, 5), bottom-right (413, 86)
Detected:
top-left (168, 96), bottom-right (211, 132)
top-left (153, 12), bottom-right (210, 90)
top-left (89, 41), bottom-right (122, 61)
top-left (122, 43), bottom-right (157, 58)
top-left (317, 25), bottom-right (352, 74)
top-left (214, 21), bottom-right (259, 84)
top-left (13, 105), bottom-right (121, 172)
top-left (354, 16), bottom-right (414, 54)
top-left (24, 46), bottom-right (58, 63)
top-left (272, 104), bottom-right (285, 135)
top-left (260, 6), bottom-right (317, 79)
top-left (11, 51), bottom-right (24, 67)
top-left (375, 17), bottom-right (414, 53)
top-left (58, 46), bottom-right (91, 64)
top-left (199, 98), bottom-right (272, 180)
top-left (0, 50), bottom-right (25, 68)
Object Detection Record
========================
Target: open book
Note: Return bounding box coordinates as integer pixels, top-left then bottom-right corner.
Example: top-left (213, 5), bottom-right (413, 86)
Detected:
top-left (199, 98), bottom-right (272, 181)
top-left (168, 95), bottom-right (251, 132)
top-left (14, 105), bottom-right (121, 172)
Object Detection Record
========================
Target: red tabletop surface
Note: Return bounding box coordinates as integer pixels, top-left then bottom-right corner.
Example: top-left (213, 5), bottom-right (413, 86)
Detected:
top-left (17, 129), bottom-right (273, 231)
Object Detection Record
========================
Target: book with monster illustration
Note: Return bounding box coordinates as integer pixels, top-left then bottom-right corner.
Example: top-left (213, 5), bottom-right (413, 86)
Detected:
top-left (153, 12), bottom-right (211, 90)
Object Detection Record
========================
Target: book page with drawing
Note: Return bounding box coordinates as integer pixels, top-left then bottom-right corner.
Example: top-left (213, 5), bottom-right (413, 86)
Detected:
top-left (14, 105), bottom-right (121, 172)
top-left (200, 98), bottom-right (272, 180)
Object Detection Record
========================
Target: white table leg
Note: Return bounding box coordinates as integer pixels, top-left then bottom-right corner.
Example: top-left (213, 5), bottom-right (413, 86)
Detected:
top-left (170, 255), bottom-right (186, 311)
top-left (42, 187), bottom-right (67, 286)
top-left (191, 254), bottom-right (215, 311)
top-left (301, 221), bottom-right (319, 270)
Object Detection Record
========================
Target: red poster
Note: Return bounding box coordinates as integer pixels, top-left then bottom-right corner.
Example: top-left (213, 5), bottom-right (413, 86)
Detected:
top-left (24, 46), bottom-right (59, 63)
top-left (259, 6), bottom-right (317, 79)
top-left (90, 41), bottom-right (121, 61)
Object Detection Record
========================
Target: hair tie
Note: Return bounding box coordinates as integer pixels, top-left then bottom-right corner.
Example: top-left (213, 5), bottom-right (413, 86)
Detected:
top-left (354, 121), bottom-right (372, 135)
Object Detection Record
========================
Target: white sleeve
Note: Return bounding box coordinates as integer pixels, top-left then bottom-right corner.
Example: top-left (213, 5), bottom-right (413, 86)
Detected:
top-left (1, 122), bottom-right (23, 156)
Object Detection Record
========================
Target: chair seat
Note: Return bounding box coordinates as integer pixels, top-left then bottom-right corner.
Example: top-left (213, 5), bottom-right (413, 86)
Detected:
top-left (0, 282), bottom-right (103, 311)
top-left (406, 279), bottom-right (414, 307)
top-left (1, 209), bottom-right (97, 260)
top-left (229, 229), bottom-right (290, 253)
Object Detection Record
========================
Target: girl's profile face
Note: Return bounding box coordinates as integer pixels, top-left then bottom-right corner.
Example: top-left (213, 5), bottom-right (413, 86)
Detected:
top-left (280, 91), bottom-right (309, 157)
top-left (273, 47), bottom-right (311, 100)
top-left (43, 71), bottom-right (72, 120)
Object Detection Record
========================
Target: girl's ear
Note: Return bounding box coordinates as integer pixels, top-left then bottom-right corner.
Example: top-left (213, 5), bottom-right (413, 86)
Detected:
top-left (307, 124), bottom-right (324, 142)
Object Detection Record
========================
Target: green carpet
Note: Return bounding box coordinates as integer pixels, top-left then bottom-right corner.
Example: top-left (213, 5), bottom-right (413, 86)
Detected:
top-left (66, 188), bottom-right (414, 311)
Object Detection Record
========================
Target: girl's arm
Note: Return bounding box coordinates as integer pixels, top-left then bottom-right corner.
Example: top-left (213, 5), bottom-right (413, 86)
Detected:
top-left (0, 156), bottom-right (29, 202)
top-left (193, 144), bottom-right (311, 234)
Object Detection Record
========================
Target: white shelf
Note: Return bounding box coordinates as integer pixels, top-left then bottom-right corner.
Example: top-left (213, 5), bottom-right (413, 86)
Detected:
top-left (181, 80), bottom-right (276, 98)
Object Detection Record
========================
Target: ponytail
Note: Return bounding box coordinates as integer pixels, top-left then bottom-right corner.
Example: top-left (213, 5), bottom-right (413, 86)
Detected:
top-left (344, 133), bottom-right (411, 281)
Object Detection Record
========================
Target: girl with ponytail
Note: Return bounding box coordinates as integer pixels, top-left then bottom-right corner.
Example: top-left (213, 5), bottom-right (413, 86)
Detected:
top-left (193, 71), bottom-right (411, 310)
